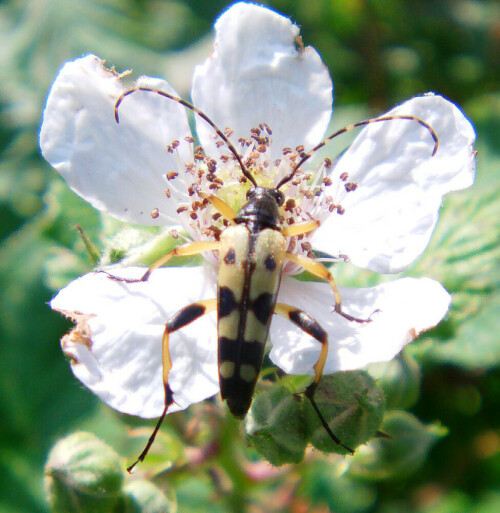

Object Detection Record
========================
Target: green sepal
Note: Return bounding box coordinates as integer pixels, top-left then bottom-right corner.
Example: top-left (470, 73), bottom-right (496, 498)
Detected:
top-left (120, 480), bottom-right (173, 513)
top-left (349, 411), bottom-right (448, 480)
top-left (44, 432), bottom-right (123, 513)
top-left (245, 384), bottom-right (307, 466)
top-left (304, 371), bottom-right (385, 455)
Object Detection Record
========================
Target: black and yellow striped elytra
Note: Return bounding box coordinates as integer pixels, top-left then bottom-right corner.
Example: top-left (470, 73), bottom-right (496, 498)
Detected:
top-left (110, 87), bottom-right (439, 473)
top-left (217, 187), bottom-right (286, 418)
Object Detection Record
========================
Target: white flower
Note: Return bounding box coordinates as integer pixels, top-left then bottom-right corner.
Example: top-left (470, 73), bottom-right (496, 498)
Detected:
top-left (41, 2), bottom-right (475, 419)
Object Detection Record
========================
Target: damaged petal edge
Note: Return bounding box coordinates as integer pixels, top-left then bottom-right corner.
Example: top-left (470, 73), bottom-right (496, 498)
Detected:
top-left (54, 308), bottom-right (95, 364)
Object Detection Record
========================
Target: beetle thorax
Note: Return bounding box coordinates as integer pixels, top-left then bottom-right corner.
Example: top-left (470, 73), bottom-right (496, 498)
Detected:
top-left (235, 187), bottom-right (284, 231)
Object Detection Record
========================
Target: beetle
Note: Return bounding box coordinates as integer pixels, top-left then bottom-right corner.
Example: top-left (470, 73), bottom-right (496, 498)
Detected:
top-left (109, 87), bottom-right (438, 472)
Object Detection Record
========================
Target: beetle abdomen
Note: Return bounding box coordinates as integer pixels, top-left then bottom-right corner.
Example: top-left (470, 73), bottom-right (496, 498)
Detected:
top-left (217, 225), bottom-right (285, 417)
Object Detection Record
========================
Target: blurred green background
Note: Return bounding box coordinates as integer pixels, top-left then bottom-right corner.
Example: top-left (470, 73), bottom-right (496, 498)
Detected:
top-left (1, 0), bottom-right (499, 512)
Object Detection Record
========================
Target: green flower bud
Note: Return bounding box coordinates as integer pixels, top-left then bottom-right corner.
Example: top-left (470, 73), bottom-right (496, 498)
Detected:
top-left (245, 384), bottom-right (307, 465)
top-left (44, 432), bottom-right (123, 513)
top-left (303, 371), bottom-right (385, 455)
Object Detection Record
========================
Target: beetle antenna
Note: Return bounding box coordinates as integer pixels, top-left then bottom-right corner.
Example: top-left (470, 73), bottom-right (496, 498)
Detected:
top-left (115, 87), bottom-right (258, 187)
top-left (276, 114), bottom-right (439, 190)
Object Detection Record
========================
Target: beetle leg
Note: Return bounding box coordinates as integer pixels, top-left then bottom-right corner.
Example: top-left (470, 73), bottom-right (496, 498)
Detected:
top-left (280, 220), bottom-right (320, 237)
top-left (199, 192), bottom-right (238, 223)
top-left (284, 252), bottom-right (371, 323)
top-left (127, 298), bottom-right (217, 473)
top-left (274, 302), bottom-right (354, 455)
top-left (102, 239), bottom-right (220, 283)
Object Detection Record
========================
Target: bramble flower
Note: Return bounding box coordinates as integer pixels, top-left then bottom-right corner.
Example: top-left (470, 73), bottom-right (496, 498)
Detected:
top-left (41, 2), bottom-right (475, 420)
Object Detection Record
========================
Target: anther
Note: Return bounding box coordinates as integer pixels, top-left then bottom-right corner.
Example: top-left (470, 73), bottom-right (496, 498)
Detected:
top-left (285, 199), bottom-right (296, 212)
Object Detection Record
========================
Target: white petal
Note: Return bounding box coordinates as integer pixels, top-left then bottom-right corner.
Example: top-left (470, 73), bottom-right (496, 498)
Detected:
top-left (191, 2), bottom-right (332, 159)
top-left (270, 276), bottom-right (450, 375)
top-left (311, 94), bottom-right (476, 273)
top-left (51, 267), bottom-right (219, 418)
top-left (40, 55), bottom-right (193, 225)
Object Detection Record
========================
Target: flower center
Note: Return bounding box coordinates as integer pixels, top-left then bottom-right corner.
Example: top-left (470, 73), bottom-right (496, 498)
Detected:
top-left (158, 124), bottom-right (359, 271)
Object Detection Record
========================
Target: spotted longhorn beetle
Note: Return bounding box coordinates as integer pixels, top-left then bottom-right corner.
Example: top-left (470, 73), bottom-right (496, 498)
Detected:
top-left (110, 87), bottom-right (438, 472)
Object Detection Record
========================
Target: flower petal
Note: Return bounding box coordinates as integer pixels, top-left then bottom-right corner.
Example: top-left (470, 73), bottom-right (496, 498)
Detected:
top-left (40, 55), bottom-right (193, 225)
top-left (270, 276), bottom-right (450, 375)
top-left (51, 267), bottom-right (219, 418)
top-left (191, 2), bottom-right (333, 159)
top-left (311, 94), bottom-right (476, 273)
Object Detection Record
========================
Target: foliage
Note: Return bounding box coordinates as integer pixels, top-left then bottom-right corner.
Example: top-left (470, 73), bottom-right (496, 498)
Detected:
top-left (0, 1), bottom-right (499, 512)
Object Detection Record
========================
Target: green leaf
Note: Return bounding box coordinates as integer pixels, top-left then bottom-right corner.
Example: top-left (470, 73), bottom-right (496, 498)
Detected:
top-left (367, 350), bottom-right (421, 409)
top-left (424, 296), bottom-right (500, 370)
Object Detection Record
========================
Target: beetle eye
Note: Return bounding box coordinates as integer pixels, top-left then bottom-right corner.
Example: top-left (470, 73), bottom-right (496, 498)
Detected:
top-left (273, 190), bottom-right (285, 206)
top-left (246, 187), bottom-right (257, 200)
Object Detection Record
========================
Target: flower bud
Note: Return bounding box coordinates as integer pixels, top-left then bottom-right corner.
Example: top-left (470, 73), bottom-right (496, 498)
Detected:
top-left (245, 384), bottom-right (307, 465)
top-left (303, 371), bottom-right (385, 454)
top-left (44, 432), bottom-right (123, 513)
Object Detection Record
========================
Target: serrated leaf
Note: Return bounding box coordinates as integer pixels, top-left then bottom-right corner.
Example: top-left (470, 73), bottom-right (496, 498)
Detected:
top-left (414, 182), bottom-right (500, 314)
